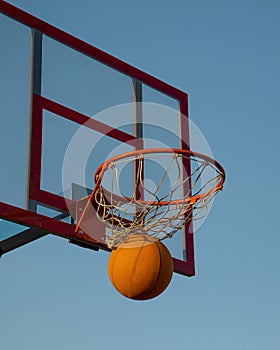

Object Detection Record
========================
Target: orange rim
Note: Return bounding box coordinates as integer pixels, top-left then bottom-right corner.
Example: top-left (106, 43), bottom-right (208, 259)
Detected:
top-left (93, 148), bottom-right (225, 206)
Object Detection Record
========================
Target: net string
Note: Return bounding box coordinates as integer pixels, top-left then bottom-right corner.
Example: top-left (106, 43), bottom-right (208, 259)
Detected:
top-left (93, 152), bottom-right (223, 248)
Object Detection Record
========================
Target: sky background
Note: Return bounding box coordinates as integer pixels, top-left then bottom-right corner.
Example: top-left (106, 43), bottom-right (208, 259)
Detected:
top-left (1, 0), bottom-right (280, 349)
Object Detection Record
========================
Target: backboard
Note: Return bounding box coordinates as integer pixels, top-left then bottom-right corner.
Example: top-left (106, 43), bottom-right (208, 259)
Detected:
top-left (0, 1), bottom-right (194, 276)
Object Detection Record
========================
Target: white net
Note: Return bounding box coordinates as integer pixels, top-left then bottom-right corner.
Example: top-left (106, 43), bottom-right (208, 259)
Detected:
top-left (90, 149), bottom-right (225, 248)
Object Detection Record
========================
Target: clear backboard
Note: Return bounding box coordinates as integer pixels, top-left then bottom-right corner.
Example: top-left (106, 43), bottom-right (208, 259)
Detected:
top-left (0, 1), bottom-right (195, 276)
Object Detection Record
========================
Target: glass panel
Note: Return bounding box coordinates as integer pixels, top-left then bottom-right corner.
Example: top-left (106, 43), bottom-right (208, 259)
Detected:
top-left (42, 36), bottom-right (133, 126)
top-left (141, 86), bottom-right (184, 260)
top-left (142, 84), bottom-right (180, 149)
top-left (0, 14), bottom-right (30, 210)
top-left (41, 111), bottom-right (81, 196)
top-left (41, 110), bottom-right (136, 198)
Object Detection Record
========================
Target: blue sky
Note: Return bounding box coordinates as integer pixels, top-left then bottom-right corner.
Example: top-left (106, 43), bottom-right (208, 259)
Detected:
top-left (1, 0), bottom-right (280, 349)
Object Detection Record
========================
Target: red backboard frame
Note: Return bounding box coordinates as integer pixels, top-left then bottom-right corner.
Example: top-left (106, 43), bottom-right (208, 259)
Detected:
top-left (0, 1), bottom-right (194, 276)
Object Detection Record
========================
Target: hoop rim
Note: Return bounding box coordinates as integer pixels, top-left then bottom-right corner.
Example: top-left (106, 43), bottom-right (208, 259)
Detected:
top-left (93, 148), bottom-right (225, 206)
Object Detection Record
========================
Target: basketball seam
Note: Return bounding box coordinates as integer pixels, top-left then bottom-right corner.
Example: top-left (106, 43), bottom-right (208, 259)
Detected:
top-left (128, 244), bottom-right (145, 298)
top-left (144, 242), bottom-right (162, 299)
top-left (110, 247), bottom-right (122, 290)
top-left (134, 241), bottom-right (161, 300)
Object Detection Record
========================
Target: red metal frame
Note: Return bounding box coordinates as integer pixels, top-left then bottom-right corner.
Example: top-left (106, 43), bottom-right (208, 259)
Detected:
top-left (0, 202), bottom-right (75, 238)
top-left (0, 1), bottom-right (195, 276)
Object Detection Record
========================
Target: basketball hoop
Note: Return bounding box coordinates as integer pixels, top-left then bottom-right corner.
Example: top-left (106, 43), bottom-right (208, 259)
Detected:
top-left (75, 148), bottom-right (225, 248)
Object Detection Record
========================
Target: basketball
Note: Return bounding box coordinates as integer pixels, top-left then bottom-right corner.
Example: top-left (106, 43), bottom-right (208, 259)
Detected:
top-left (107, 234), bottom-right (174, 300)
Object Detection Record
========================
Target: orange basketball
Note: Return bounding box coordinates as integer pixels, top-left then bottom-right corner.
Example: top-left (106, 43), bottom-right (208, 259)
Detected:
top-left (107, 234), bottom-right (173, 300)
